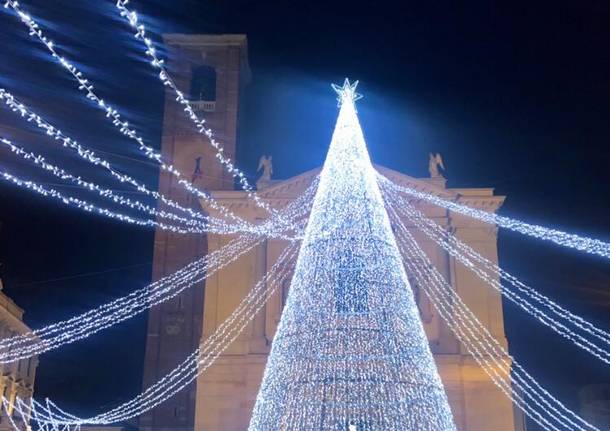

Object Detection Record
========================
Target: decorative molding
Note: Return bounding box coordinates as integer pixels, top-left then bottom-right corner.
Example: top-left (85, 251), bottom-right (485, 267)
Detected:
top-left (201, 165), bottom-right (505, 219)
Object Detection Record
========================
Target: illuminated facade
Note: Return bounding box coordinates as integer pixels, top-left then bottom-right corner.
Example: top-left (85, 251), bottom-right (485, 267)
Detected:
top-left (143, 34), bottom-right (525, 431)
top-left (0, 280), bottom-right (37, 431)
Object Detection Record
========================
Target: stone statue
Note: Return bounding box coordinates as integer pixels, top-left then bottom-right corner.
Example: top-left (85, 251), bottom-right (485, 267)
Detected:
top-left (256, 155), bottom-right (273, 189)
top-left (428, 152), bottom-right (445, 178)
top-left (191, 156), bottom-right (203, 184)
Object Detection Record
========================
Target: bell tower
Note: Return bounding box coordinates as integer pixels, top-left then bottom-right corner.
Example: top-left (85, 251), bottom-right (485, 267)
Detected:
top-left (140, 34), bottom-right (250, 431)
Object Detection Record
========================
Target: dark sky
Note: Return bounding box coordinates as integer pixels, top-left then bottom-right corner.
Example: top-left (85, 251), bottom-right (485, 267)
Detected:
top-left (0, 0), bottom-right (609, 429)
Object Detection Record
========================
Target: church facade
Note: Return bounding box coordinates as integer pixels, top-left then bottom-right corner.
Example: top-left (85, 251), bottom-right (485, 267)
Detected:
top-left (141, 34), bottom-right (524, 431)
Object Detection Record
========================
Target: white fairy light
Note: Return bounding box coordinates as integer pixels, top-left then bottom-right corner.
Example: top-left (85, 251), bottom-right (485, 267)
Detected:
top-left (0, 3), bottom-right (603, 423)
top-left (398, 242), bottom-right (596, 431)
top-left (112, 0), bottom-right (288, 224)
top-left (378, 174), bottom-right (610, 260)
top-left (0, 165), bottom-right (306, 239)
top-left (93, 244), bottom-right (299, 424)
top-left (386, 201), bottom-right (599, 431)
top-left (0, 88), bottom-right (254, 233)
top-left (2, 242), bottom-right (300, 428)
top-left (0, 165), bottom-right (296, 239)
top-left (0, 181), bottom-right (316, 363)
top-left (0, 87), bottom-right (202, 222)
top-left (0, 169), bottom-right (199, 232)
top-left (0, 135), bottom-right (307, 239)
top-left (0, 234), bottom-right (260, 363)
top-left (396, 190), bottom-right (610, 356)
top-left (3, 0), bottom-right (285, 228)
top-left (249, 80), bottom-right (456, 430)
top-left (381, 187), bottom-right (610, 365)
top-left (0, 137), bottom-right (211, 233)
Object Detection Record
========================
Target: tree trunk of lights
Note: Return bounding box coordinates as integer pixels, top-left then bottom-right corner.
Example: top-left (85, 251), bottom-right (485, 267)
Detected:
top-left (248, 80), bottom-right (456, 431)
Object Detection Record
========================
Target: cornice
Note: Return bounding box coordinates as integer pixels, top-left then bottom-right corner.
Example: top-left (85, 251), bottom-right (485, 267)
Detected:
top-left (200, 165), bottom-right (505, 216)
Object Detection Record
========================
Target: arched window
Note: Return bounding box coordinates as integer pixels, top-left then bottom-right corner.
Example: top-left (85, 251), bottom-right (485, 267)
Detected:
top-left (191, 65), bottom-right (216, 101)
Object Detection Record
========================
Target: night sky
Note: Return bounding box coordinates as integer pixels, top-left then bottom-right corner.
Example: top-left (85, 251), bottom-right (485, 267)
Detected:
top-left (0, 0), bottom-right (609, 429)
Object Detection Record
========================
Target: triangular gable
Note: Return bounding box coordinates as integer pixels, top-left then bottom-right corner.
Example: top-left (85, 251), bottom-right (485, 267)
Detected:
top-left (255, 165), bottom-right (459, 200)
top-left (205, 164), bottom-right (503, 213)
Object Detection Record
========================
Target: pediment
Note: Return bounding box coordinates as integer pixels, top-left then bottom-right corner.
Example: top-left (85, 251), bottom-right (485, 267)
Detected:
top-left (233, 165), bottom-right (459, 200)
top-left (203, 164), bottom-right (504, 216)
top-left (256, 168), bottom-right (321, 199)
top-left (376, 165), bottom-right (505, 212)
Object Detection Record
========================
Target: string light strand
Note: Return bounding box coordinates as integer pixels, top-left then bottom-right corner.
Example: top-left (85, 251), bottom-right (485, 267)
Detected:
top-left (378, 174), bottom-right (610, 260)
top-left (382, 187), bottom-right (610, 365)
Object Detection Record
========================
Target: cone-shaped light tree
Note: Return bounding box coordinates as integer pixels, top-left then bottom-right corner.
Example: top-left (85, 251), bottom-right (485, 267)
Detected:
top-left (248, 80), bottom-right (456, 430)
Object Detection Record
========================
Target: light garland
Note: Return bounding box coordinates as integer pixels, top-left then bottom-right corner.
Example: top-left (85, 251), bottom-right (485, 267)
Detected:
top-left (2, 0), bottom-right (284, 229)
top-left (92, 244), bottom-right (298, 424)
top-left (0, 87), bottom-right (204, 222)
top-left (0, 137), bottom-right (210, 233)
top-left (382, 187), bottom-right (610, 365)
top-left (112, 0), bottom-right (288, 225)
top-left (399, 191), bottom-right (610, 356)
top-left (386, 201), bottom-right (599, 431)
top-left (0, 234), bottom-right (260, 363)
top-left (0, 88), bottom-right (305, 239)
top-left (1, 2), bottom-right (603, 424)
top-left (0, 181), bottom-right (316, 363)
top-left (2, 242), bottom-right (299, 428)
top-left (378, 174), bottom-right (610, 260)
top-left (0, 169), bottom-right (199, 233)
top-left (0, 133), bottom-right (310, 239)
top-left (249, 80), bottom-right (456, 430)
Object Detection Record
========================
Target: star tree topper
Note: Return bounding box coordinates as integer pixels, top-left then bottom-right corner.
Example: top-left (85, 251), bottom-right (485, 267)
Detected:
top-left (331, 78), bottom-right (363, 107)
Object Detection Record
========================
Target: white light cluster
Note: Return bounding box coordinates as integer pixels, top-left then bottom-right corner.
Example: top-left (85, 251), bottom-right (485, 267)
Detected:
top-left (249, 80), bottom-right (456, 430)
top-left (378, 174), bottom-right (610, 260)
top-left (0, 169), bottom-right (201, 232)
top-left (0, 182), bottom-right (315, 363)
top-left (0, 137), bottom-right (210, 234)
top-left (0, 166), bottom-right (306, 239)
top-left (0, 3), bottom-right (603, 424)
top-left (2, 242), bottom-right (299, 428)
top-left (0, 88), bottom-right (252, 234)
top-left (0, 234), bottom-right (259, 363)
top-left (385, 201), bottom-right (599, 431)
top-left (0, 80), bottom-right (456, 431)
top-left (112, 0), bottom-right (288, 225)
top-left (3, 0), bottom-right (285, 230)
top-left (0, 126), bottom-right (306, 240)
top-left (382, 187), bottom-right (610, 365)
top-left (0, 88), bottom-right (204, 223)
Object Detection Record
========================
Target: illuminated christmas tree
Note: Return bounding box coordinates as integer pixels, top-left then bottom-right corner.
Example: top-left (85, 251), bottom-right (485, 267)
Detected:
top-left (248, 80), bottom-right (456, 430)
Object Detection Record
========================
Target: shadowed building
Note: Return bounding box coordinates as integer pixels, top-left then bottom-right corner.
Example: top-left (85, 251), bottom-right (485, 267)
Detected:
top-left (140, 34), bottom-right (249, 431)
top-left (142, 34), bottom-right (524, 431)
top-left (0, 279), bottom-right (38, 431)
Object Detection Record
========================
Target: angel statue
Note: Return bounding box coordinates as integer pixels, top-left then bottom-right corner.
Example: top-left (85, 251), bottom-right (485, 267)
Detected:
top-left (256, 155), bottom-right (273, 189)
top-left (428, 152), bottom-right (445, 178)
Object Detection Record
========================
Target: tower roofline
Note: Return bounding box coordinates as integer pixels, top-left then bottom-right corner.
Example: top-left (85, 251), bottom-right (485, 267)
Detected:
top-left (162, 33), bottom-right (247, 47)
top-left (162, 33), bottom-right (250, 83)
